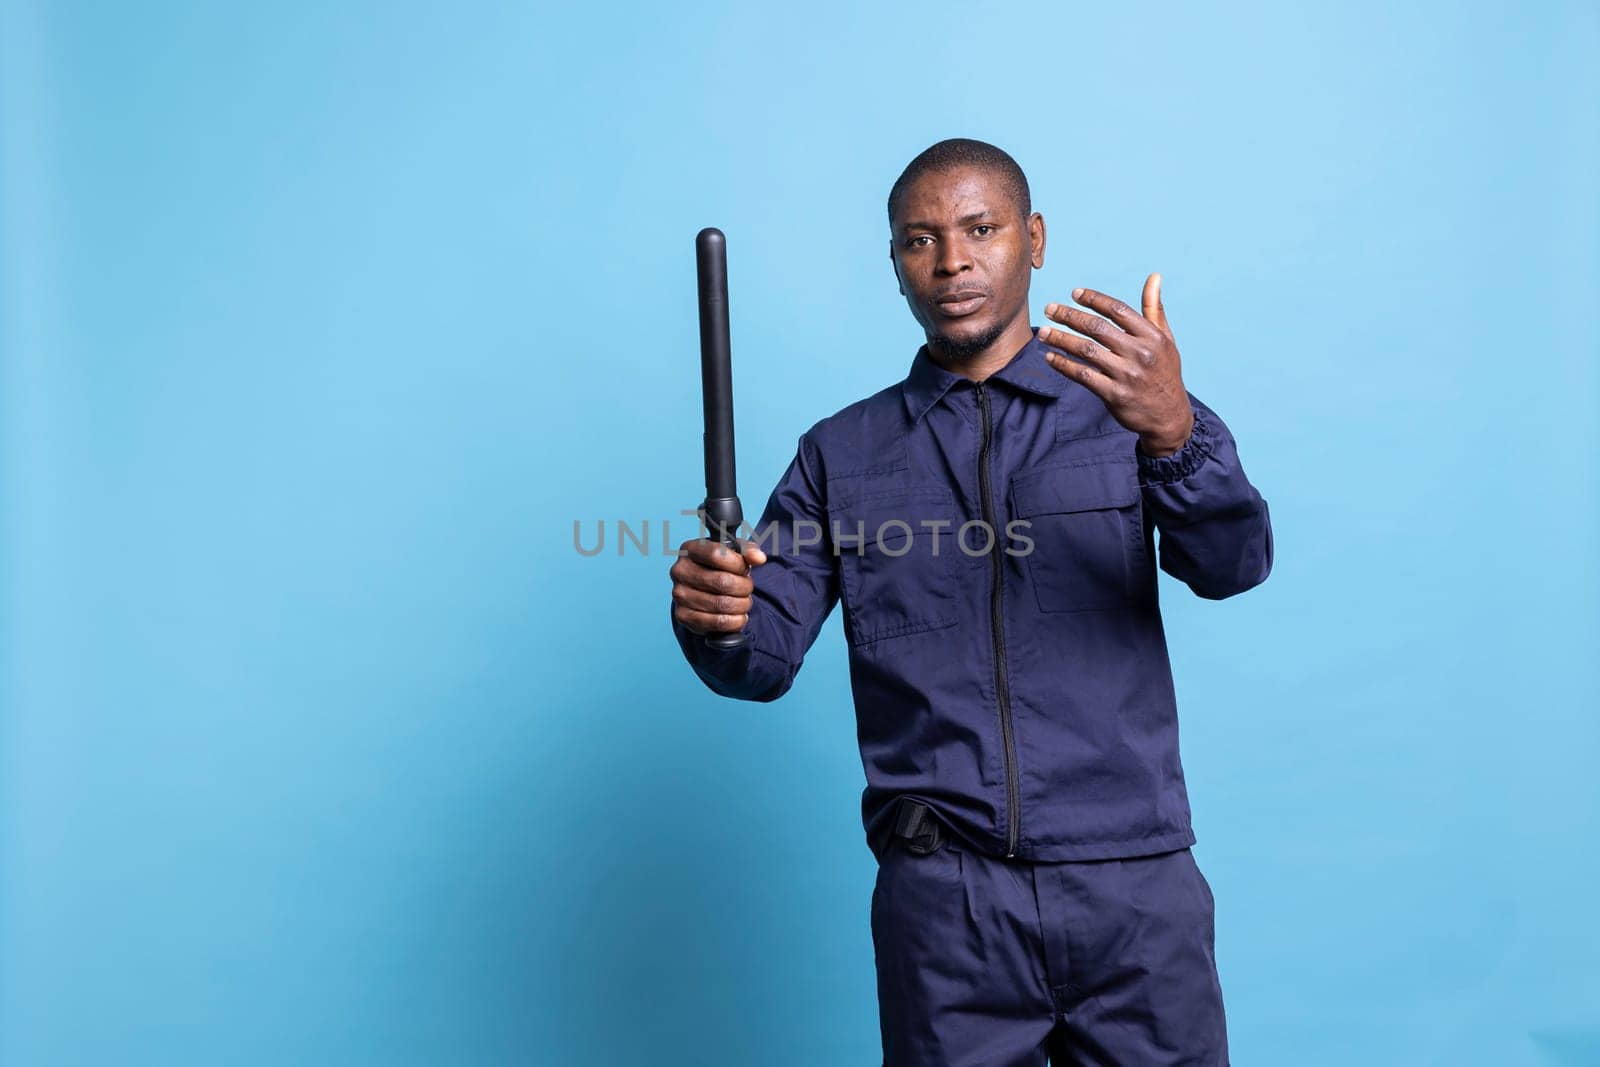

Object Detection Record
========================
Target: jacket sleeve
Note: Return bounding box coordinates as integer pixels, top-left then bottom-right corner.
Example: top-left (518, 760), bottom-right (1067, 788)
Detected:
top-left (1135, 390), bottom-right (1274, 600)
top-left (670, 431), bottom-right (841, 702)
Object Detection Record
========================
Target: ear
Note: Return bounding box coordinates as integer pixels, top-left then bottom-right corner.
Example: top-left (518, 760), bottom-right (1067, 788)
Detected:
top-left (889, 240), bottom-right (904, 295)
top-left (1029, 212), bottom-right (1045, 269)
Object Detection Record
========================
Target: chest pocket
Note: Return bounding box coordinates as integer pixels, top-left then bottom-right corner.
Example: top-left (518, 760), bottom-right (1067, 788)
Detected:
top-left (829, 485), bottom-right (968, 645)
top-left (1010, 457), bottom-right (1151, 613)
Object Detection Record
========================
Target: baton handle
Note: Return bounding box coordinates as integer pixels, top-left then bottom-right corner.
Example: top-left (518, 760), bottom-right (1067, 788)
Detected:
top-left (700, 495), bottom-right (747, 651)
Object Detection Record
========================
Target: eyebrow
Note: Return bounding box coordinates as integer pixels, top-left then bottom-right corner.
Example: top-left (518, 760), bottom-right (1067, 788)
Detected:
top-left (899, 210), bottom-right (996, 235)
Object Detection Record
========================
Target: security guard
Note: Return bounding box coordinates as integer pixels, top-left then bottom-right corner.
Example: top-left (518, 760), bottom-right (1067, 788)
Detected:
top-left (669, 138), bottom-right (1272, 1066)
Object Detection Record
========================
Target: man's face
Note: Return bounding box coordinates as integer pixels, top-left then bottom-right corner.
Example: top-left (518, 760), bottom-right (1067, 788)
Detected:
top-left (889, 165), bottom-right (1045, 361)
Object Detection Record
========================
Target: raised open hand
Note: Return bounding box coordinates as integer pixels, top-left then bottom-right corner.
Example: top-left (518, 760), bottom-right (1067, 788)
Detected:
top-left (1038, 272), bottom-right (1195, 457)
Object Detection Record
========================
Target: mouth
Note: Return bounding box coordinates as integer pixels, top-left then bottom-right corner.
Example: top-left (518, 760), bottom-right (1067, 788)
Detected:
top-left (932, 291), bottom-right (989, 318)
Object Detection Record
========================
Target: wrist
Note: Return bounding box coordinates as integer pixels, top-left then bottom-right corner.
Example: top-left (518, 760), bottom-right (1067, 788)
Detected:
top-left (1135, 402), bottom-right (1215, 486)
top-left (1137, 409), bottom-right (1196, 458)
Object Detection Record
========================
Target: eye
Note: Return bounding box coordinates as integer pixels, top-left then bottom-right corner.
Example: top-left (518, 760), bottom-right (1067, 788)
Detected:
top-left (973, 224), bottom-right (995, 237)
top-left (908, 235), bottom-right (933, 248)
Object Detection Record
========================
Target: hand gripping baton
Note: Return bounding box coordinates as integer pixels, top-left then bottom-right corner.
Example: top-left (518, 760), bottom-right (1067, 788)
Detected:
top-left (695, 227), bottom-right (747, 651)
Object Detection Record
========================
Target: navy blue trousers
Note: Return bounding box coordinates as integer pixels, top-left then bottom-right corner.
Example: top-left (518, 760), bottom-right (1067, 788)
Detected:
top-left (871, 836), bottom-right (1228, 1066)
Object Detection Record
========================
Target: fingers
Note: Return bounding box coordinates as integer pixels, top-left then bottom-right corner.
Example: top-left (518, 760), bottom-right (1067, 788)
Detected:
top-left (1042, 347), bottom-right (1119, 404)
top-left (673, 542), bottom-right (755, 590)
top-left (674, 607), bottom-right (749, 635)
top-left (672, 584), bottom-right (752, 633)
top-left (1049, 287), bottom-right (1152, 342)
top-left (1039, 304), bottom-right (1142, 366)
top-left (670, 537), bottom-right (759, 635)
top-left (1037, 322), bottom-right (1125, 378)
top-left (1037, 305), bottom-right (1140, 391)
top-left (1067, 287), bottom-right (1159, 338)
top-left (680, 537), bottom-right (754, 574)
top-left (1141, 272), bottom-right (1173, 341)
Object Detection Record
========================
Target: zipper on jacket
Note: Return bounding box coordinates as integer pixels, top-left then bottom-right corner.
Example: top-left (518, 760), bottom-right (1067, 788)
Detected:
top-left (975, 381), bottom-right (1020, 858)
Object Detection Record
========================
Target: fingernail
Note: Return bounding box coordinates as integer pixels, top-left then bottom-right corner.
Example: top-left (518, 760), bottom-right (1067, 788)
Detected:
top-left (1072, 287), bottom-right (1084, 300)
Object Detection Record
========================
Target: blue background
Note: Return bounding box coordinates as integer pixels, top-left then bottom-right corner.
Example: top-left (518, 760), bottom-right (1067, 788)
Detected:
top-left (2, 2), bottom-right (1596, 1064)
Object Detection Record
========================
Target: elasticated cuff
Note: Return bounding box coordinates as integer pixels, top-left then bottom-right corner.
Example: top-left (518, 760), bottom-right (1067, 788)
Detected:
top-left (1136, 403), bottom-right (1216, 487)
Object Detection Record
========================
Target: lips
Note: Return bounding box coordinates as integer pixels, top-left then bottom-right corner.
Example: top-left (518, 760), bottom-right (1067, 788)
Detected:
top-left (933, 291), bottom-right (989, 317)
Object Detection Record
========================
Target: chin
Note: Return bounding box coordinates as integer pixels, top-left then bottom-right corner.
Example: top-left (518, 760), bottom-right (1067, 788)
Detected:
top-left (932, 314), bottom-right (1005, 359)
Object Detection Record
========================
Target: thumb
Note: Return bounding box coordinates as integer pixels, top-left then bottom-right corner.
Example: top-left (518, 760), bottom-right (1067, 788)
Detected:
top-left (742, 539), bottom-right (769, 567)
top-left (1142, 272), bottom-right (1173, 341)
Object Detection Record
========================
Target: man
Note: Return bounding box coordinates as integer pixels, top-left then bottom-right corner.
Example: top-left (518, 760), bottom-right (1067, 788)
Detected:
top-left (669, 138), bottom-right (1272, 1066)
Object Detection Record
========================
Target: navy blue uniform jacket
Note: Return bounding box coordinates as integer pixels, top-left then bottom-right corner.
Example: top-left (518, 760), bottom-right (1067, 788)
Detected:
top-left (672, 327), bottom-right (1274, 863)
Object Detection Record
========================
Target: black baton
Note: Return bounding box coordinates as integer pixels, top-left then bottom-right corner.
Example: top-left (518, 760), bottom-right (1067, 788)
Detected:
top-left (695, 226), bottom-right (747, 651)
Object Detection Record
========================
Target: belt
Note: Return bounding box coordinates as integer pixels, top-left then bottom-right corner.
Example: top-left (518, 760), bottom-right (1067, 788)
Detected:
top-left (890, 796), bottom-right (948, 855)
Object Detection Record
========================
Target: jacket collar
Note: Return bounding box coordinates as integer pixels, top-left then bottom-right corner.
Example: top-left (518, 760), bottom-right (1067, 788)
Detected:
top-left (901, 325), bottom-right (1067, 424)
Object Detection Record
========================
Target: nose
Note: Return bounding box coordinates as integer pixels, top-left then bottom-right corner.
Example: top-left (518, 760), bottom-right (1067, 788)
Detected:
top-left (936, 235), bottom-right (972, 276)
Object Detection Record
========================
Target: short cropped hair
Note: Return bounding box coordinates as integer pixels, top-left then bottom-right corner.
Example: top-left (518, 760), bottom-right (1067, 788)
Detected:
top-left (887, 138), bottom-right (1032, 230)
